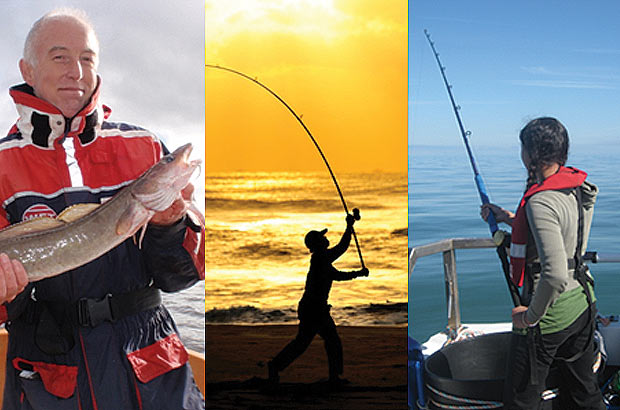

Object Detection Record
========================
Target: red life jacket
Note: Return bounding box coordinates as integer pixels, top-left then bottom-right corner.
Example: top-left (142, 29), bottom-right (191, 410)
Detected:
top-left (510, 166), bottom-right (587, 286)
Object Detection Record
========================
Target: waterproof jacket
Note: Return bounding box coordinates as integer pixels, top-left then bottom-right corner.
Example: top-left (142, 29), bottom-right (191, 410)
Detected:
top-left (0, 80), bottom-right (205, 409)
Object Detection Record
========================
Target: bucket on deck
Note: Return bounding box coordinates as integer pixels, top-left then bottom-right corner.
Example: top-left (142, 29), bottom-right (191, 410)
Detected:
top-left (424, 331), bottom-right (568, 410)
top-left (424, 332), bottom-right (508, 409)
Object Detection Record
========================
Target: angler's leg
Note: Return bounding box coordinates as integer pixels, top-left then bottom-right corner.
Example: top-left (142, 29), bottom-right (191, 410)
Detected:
top-left (271, 318), bottom-right (317, 372)
top-left (503, 329), bottom-right (553, 410)
top-left (556, 311), bottom-right (605, 410)
top-left (318, 314), bottom-right (343, 379)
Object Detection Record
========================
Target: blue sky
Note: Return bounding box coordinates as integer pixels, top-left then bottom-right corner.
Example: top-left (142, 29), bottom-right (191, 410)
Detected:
top-left (410, 1), bottom-right (620, 149)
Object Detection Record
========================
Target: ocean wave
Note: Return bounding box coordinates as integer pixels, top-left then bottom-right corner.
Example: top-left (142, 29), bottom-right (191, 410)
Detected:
top-left (361, 302), bottom-right (407, 313)
top-left (205, 197), bottom-right (386, 212)
top-left (391, 228), bottom-right (407, 236)
top-left (205, 305), bottom-right (297, 324)
top-left (235, 242), bottom-right (303, 260)
top-left (205, 302), bottom-right (407, 326)
top-left (206, 227), bottom-right (407, 269)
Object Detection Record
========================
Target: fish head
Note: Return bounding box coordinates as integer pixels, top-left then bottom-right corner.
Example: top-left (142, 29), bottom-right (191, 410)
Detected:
top-left (131, 143), bottom-right (202, 211)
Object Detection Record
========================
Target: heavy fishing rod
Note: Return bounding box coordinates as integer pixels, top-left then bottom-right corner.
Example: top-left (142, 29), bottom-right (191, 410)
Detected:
top-left (206, 64), bottom-right (365, 269)
top-left (423, 30), bottom-right (521, 307)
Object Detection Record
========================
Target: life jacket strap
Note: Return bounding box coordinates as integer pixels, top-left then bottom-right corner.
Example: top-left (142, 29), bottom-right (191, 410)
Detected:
top-left (526, 259), bottom-right (576, 274)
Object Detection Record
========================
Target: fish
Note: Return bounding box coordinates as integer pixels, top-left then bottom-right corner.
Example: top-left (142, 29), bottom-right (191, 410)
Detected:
top-left (0, 143), bottom-right (201, 282)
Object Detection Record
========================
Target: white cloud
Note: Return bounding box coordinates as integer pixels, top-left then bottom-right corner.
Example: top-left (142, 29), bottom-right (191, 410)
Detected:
top-left (520, 66), bottom-right (555, 75)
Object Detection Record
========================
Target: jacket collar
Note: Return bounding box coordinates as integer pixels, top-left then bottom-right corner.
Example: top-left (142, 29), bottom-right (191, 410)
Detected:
top-left (8, 76), bottom-right (110, 148)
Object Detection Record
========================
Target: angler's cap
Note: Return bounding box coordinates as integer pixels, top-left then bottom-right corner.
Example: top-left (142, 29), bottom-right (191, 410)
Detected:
top-left (305, 228), bottom-right (328, 251)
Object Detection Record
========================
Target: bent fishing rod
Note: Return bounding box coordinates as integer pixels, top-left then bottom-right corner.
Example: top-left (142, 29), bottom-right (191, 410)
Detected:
top-left (423, 30), bottom-right (521, 306)
top-left (206, 64), bottom-right (365, 269)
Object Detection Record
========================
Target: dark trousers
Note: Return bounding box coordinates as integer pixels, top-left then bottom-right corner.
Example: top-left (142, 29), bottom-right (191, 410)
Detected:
top-left (271, 306), bottom-right (343, 378)
top-left (503, 309), bottom-right (605, 410)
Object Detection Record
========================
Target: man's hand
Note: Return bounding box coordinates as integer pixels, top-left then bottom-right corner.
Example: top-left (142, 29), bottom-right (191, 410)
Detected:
top-left (346, 213), bottom-right (355, 227)
top-left (511, 305), bottom-right (530, 329)
top-left (150, 183), bottom-right (194, 226)
top-left (0, 253), bottom-right (28, 304)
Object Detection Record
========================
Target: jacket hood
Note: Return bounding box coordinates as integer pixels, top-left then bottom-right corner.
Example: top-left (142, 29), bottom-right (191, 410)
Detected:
top-left (7, 76), bottom-right (110, 149)
top-left (580, 180), bottom-right (598, 210)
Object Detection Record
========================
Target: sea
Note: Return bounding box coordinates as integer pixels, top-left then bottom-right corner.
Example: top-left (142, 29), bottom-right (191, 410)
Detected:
top-left (205, 171), bottom-right (408, 327)
top-left (409, 143), bottom-right (620, 345)
top-left (162, 285), bottom-right (204, 354)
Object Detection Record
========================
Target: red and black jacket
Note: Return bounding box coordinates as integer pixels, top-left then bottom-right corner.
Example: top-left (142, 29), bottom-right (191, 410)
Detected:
top-left (0, 80), bottom-right (205, 409)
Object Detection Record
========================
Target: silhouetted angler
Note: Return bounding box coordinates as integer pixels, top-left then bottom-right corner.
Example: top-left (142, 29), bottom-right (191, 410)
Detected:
top-left (268, 213), bottom-right (369, 384)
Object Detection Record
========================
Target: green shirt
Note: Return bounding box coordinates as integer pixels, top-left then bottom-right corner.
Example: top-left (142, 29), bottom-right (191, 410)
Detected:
top-left (538, 283), bottom-right (594, 334)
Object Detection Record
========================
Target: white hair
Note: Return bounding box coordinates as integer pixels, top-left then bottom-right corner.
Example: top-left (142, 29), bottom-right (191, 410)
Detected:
top-left (23, 8), bottom-right (100, 66)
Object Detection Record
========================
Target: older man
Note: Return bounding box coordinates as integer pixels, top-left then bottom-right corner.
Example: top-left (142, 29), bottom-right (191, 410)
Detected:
top-left (0, 9), bottom-right (205, 410)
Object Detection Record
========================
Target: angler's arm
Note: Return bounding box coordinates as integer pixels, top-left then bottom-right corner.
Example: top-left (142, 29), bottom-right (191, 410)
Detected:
top-left (0, 284), bottom-right (33, 326)
top-left (142, 182), bottom-right (205, 293)
top-left (480, 203), bottom-right (515, 226)
top-left (523, 196), bottom-right (569, 326)
top-left (326, 216), bottom-right (354, 262)
top-left (332, 266), bottom-right (369, 281)
top-left (142, 210), bottom-right (204, 292)
top-left (0, 210), bottom-right (30, 323)
top-left (0, 254), bottom-right (30, 325)
top-left (139, 140), bottom-right (204, 291)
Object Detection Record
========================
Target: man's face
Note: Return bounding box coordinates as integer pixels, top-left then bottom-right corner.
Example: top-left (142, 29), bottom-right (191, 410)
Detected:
top-left (19, 18), bottom-right (99, 118)
top-left (319, 236), bottom-right (329, 250)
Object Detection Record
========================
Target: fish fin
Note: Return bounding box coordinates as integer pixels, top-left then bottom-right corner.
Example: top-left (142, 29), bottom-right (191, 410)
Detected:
top-left (0, 217), bottom-right (65, 240)
top-left (57, 203), bottom-right (101, 223)
top-left (186, 203), bottom-right (205, 230)
top-left (116, 202), bottom-right (150, 237)
top-left (137, 224), bottom-right (148, 249)
top-left (130, 224), bottom-right (148, 248)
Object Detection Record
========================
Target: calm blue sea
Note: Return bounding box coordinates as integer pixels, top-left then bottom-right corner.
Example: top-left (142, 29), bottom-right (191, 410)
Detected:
top-left (409, 143), bottom-right (620, 344)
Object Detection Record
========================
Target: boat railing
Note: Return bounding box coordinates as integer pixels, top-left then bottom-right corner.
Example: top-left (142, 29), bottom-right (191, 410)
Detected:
top-left (409, 237), bottom-right (620, 339)
top-left (409, 237), bottom-right (496, 336)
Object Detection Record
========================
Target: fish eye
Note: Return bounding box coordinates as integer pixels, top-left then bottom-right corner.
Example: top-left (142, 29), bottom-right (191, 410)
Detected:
top-left (163, 156), bottom-right (174, 163)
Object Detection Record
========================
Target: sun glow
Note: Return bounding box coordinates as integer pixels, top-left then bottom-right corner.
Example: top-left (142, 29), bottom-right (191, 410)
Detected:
top-left (205, 0), bottom-right (407, 173)
top-left (204, 0), bottom-right (407, 325)
top-left (206, 0), bottom-right (340, 40)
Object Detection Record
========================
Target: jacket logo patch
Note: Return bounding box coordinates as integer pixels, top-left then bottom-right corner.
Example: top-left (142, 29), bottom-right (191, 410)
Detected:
top-left (23, 204), bottom-right (57, 221)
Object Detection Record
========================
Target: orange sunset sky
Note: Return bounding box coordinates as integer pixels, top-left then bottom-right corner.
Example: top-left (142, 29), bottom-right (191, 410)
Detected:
top-left (205, 0), bottom-right (407, 173)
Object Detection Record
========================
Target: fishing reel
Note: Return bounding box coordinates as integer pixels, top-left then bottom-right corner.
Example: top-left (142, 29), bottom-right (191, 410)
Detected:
top-left (492, 229), bottom-right (511, 248)
top-left (352, 208), bottom-right (361, 221)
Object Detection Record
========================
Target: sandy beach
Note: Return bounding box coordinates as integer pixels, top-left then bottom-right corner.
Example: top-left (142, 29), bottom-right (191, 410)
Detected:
top-left (206, 324), bottom-right (406, 409)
